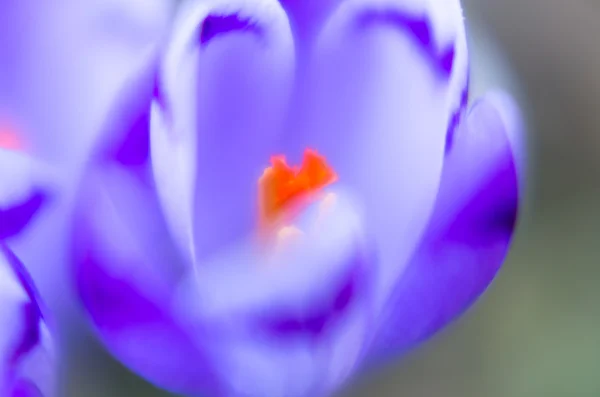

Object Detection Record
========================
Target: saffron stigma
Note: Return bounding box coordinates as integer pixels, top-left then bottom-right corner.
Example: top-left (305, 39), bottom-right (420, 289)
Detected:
top-left (258, 149), bottom-right (338, 228)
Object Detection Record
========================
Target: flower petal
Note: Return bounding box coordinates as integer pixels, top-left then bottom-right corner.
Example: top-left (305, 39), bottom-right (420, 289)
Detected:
top-left (0, 150), bottom-right (56, 241)
top-left (0, 0), bottom-right (172, 313)
top-left (151, 0), bottom-right (296, 264)
top-left (0, 0), bottom-right (172, 172)
top-left (175, 192), bottom-right (375, 396)
top-left (292, 0), bottom-right (469, 309)
top-left (72, 161), bottom-right (223, 396)
top-left (97, 61), bottom-right (160, 170)
top-left (368, 94), bottom-right (521, 361)
top-left (0, 245), bottom-right (55, 397)
top-left (277, 0), bottom-right (343, 43)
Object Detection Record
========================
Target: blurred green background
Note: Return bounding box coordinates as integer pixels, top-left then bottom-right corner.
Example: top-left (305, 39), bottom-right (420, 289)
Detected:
top-left (64, 1), bottom-right (600, 396)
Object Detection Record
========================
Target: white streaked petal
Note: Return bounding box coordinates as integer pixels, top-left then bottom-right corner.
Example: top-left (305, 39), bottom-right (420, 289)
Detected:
top-left (151, 0), bottom-right (296, 264)
top-left (293, 0), bottom-right (468, 310)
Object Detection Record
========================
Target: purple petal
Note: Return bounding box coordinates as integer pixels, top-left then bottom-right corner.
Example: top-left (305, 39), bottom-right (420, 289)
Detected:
top-left (291, 0), bottom-right (469, 310)
top-left (0, 0), bottom-right (172, 174)
top-left (368, 94), bottom-right (521, 361)
top-left (11, 380), bottom-right (42, 397)
top-left (256, 262), bottom-right (362, 339)
top-left (182, 193), bottom-right (368, 326)
top-left (0, 1), bottom-right (172, 322)
top-left (104, 75), bottom-right (154, 168)
top-left (0, 245), bottom-right (55, 397)
top-left (72, 162), bottom-right (223, 396)
top-left (200, 14), bottom-right (263, 45)
top-left (278, 0), bottom-right (343, 43)
top-left (176, 193), bottom-right (375, 396)
top-left (151, 0), bottom-right (295, 263)
top-left (0, 191), bottom-right (48, 241)
top-left (0, 150), bottom-right (56, 241)
top-left (89, 49), bottom-right (163, 178)
top-left (355, 7), bottom-right (456, 79)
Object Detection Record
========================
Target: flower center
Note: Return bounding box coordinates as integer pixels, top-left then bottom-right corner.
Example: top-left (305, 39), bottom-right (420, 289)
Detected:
top-left (258, 149), bottom-right (337, 236)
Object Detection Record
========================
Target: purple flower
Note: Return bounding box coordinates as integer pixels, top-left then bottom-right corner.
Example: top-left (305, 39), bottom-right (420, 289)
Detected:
top-left (72, 0), bottom-right (523, 396)
top-left (0, 245), bottom-right (55, 397)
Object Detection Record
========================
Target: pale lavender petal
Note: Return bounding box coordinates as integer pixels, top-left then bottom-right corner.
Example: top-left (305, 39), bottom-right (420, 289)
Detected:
top-left (72, 159), bottom-right (222, 396)
top-left (0, 150), bottom-right (57, 241)
top-left (0, 245), bottom-right (55, 397)
top-left (0, 192), bottom-right (48, 241)
top-left (291, 0), bottom-right (469, 310)
top-left (368, 95), bottom-right (521, 361)
top-left (0, 0), bottom-right (173, 176)
top-left (0, 1), bottom-right (174, 325)
top-left (151, 0), bottom-right (295, 264)
top-left (176, 192), bottom-right (376, 396)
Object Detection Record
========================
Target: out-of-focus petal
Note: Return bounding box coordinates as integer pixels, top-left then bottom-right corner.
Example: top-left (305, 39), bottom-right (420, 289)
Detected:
top-left (0, 0), bottom-right (173, 175)
top-left (176, 192), bottom-right (375, 396)
top-left (0, 245), bottom-right (55, 396)
top-left (486, 91), bottom-right (527, 185)
top-left (0, 0), bottom-right (174, 314)
top-left (71, 160), bottom-right (222, 396)
top-left (68, 15), bottom-right (226, 391)
top-left (151, 0), bottom-right (295, 263)
top-left (0, 150), bottom-right (58, 241)
top-left (292, 0), bottom-right (469, 309)
top-left (368, 94), bottom-right (521, 361)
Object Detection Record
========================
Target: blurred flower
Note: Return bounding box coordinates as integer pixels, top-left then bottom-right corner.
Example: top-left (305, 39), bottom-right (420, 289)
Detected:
top-left (0, 0), bottom-right (175, 309)
top-left (0, 245), bottom-right (55, 396)
top-left (71, 0), bottom-right (523, 396)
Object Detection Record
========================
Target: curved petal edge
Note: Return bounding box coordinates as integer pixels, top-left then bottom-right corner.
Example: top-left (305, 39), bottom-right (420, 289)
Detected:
top-left (368, 93), bottom-right (522, 362)
top-left (71, 165), bottom-right (222, 396)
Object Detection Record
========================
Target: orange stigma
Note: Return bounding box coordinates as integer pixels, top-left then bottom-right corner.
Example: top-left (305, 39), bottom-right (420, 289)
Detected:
top-left (258, 149), bottom-right (337, 227)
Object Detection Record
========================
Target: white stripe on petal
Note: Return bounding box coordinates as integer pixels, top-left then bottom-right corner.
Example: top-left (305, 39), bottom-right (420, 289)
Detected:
top-left (295, 0), bottom-right (468, 311)
top-left (151, 0), bottom-right (295, 264)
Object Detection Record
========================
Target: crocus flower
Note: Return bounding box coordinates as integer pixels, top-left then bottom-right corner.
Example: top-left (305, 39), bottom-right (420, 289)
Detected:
top-left (72, 0), bottom-right (523, 396)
